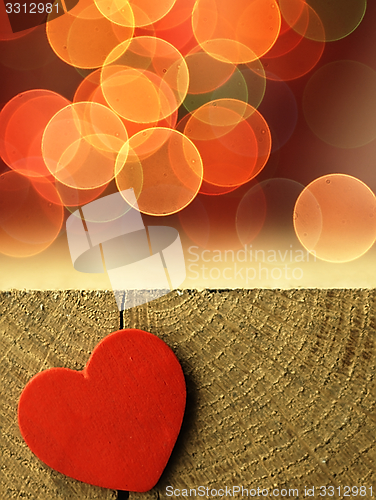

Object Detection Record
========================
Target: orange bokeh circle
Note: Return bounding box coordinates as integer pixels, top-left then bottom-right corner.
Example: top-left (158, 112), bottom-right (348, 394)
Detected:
top-left (0, 90), bottom-right (70, 178)
top-left (46, 0), bottom-right (134, 69)
top-left (0, 170), bottom-right (64, 257)
top-left (192, 0), bottom-right (281, 64)
top-left (184, 99), bottom-right (271, 191)
top-left (42, 101), bottom-right (128, 190)
top-left (74, 68), bottom-right (178, 137)
top-left (95, 0), bottom-right (177, 27)
top-left (101, 37), bottom-right (189, 124)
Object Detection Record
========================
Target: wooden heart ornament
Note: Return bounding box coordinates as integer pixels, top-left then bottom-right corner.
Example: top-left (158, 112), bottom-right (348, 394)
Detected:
top-left (18, 329), bottom-right (186, 492)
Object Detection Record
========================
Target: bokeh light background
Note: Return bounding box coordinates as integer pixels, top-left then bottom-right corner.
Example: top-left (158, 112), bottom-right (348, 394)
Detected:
top-left (1, 0), bottom-right (376, 289)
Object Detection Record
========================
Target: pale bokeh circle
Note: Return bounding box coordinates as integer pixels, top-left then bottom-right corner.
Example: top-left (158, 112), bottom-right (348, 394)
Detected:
top-left (279, 0), bottom-right (367, 42)
top-left (303, 61), bottom-right (376, 149)
top-left (293, 174), bottom-right (376, 263)
top-left (115, 127), bottom-right (203, 215)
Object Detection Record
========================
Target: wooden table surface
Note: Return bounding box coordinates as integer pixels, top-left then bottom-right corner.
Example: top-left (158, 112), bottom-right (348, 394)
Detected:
top-left (1, 289), bottom-right (375, 499)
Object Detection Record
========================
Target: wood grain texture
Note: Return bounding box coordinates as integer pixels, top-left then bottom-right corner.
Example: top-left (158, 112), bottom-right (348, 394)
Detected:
top-left (2, 289), bottom-right (376, 499)
top-left (0, 290), bottom-right (119, 499)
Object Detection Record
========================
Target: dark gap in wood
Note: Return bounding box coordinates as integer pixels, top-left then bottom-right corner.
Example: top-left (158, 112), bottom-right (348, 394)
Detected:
top-left (117, 490), bottom-right (129, 499)
top-left (117, 310), bottom-right (126, 499)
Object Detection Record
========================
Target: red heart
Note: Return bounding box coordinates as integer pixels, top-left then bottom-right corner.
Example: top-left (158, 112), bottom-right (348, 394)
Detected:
top-left (18, 329), bottom-right (186, 492)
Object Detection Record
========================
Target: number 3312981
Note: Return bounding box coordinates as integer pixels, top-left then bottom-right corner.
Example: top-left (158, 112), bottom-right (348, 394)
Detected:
top-left (5, 3), bottom-right (59, 13)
